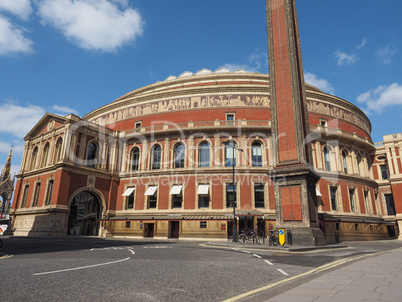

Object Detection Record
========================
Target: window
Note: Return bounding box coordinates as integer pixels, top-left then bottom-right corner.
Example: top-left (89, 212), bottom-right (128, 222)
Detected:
top-left (54, 138), bottom-right (63, 163)
top-left (252, 142), bottom-right (262, 167)
top-left (125, 221), bottom-right (131, 228)
top-left (174, 144), bottom-right (185, 168)
top-left (145, 186), bottom-right (158, 209)
top-left (30, 147), bottom-right (38, 170)
top-left (41, 143), bottom-right (50, 167)
top-left (356, 154), bottom-right (362, 176)
top-left (122, 187), bottom-right (135, 209)
top-left (342, 151), bottom-right (348, 173)
top-left (380, 164), bottom-right (389, 180)
top-left (45, 180), bottom-right (54, 206)
top-left (349, 189), bottom-right (355, 212)
top-left (385, 194), bottom-right (396, 215)
top-left (323, 147), bottom-right (331, 171)
top-left (152, 145), bottom-right (161, 170)
top-left (330, 187), bottom-right (338, 211)
top-left (226, 183), bottom-right (237, 208)
top-left (226, 113), bottom-right (235, 126)
top-left (21, 185), bottom-right (29, 208)
top-left (32, 182), bottom-right (41, 207)
top-left (320, 119), bottom-right (328, 127)
top-left (86, 142), bottom-right (97, 167)
top-left (130, 148), bottom-right (140, 171)
top-left (225, 141), bottom-right (236, 167)
top-left (364, 191), bottom-right (369, 213)
top-left (170, 185), bottom-right (183, 208)
top-left (197, 184), bottom-right (210, 208)
top-left (199, 142), bottom-right (210, 168)
top-left (254, 183), bottom-right (265, 208)
top-left (135, 121), bottom-right (142, 132)
top-left (200, 221), bottom-right (207, 229)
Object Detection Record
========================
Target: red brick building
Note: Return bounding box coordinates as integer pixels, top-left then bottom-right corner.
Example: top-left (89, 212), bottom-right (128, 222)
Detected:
top-left (9, 69), bottom-right (399, 242)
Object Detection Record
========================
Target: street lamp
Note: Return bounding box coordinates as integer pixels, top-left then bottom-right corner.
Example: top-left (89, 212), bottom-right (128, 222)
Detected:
top-left (223, 140), bottom-right (243, 242)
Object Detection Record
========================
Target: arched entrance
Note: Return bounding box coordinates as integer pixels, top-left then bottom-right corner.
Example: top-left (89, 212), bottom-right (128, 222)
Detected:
top-left (67, 191), bottom-right (100, 236)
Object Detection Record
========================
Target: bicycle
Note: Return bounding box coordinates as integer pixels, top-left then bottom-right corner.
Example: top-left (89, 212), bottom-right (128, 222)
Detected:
top-left (0, 238), bottom-right (3, 248)
top-left (238, 229), bottom-right (262, 245)
top-left (268, 230), bottom-right (279, 246)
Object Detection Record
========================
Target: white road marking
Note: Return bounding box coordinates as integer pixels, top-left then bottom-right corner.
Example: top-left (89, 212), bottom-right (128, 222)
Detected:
top-left (128, 249), bottom-right (135, 255)
top-left (252, 254), bottom-right (262, 259)
top-left (264, 260), bottom-right (273, 265)
top-left (143, 246), bottom-right (172, 249)
top-left (241, 251), bottom-right (251, 254)
top-left (277, 268), bottom-right (289, 276)
top-left (33, 257), bottom-right (130, 276)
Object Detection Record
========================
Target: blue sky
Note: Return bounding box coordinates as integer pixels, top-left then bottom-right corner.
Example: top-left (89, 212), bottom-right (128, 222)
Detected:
top-left (1, 0), bottom-right (402, 177)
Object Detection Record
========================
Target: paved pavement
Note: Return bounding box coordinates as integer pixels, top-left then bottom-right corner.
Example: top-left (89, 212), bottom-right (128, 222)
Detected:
top-left (264, 246), bottom-right (402, 302)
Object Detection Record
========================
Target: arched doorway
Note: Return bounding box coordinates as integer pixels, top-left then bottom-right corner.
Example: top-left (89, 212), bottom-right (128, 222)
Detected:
top-left (67, 191), bottom-right (100, 236)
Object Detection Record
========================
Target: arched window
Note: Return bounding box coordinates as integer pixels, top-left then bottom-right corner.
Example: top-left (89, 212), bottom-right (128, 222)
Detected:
top-left (342, 150), bottom-right (348, 173)
top-left (30, 147), bottom-right (38, 170)
top-left (130, 148), bottom-right (140, 171)
top-left (225, 141), bottom-right (236, 167)
top-left (87, 142), bottom-right (98, 167)
top-left (252, 142), bottom-right (262, 167)
top-left (54, 138), bottom-right (63, 163)
top-left (323, 147), bottom-right (331, 171)
top-left (152, 145), bottom-right (161, 170)
top-left (199, 142), bottom-right (210, 168)
top-left (356, 154), bottom-right (362, 176)
top-left (41, 143), bottom-right (50, 167)
top-left (174, 144), bottom-right (185, 168)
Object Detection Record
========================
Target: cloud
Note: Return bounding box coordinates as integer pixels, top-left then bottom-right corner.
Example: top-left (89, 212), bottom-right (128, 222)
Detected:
top-left (0, 0), bottom-right (32, 21)
top-left (52, 105), bottom-right (79, 115)
top-left (221, 50), bottom-right (268, 73)
top-left (304, 72), bottom-right (335, 95)
top-left (0, 102), bottom-right (45, 138)
top-left (0, 15), bottom-right (33, 55)
top-left (357, 83), bottom-right (402, 114)
top-left (37, 0), bottom-right (144, 52)
top-left (375, 46), bottom-right (397, 65)
top-left (334, 51), bottom-right (358, 66)
top-left (356, 37), bottom-right (368, 49)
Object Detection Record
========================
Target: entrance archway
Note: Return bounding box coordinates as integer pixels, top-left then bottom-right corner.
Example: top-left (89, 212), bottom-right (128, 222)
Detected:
top-left (67, 191), bottom-right (100, 236)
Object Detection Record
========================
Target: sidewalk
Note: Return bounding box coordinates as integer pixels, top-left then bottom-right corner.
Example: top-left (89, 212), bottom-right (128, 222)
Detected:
top-left (264, 247), bottom-right (402, 302)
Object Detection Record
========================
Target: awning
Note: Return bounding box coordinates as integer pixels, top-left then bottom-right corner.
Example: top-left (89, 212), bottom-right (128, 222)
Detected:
top-left (122, 187), bottom-right (135, 196)
top-left (197, 184), bottom-right (209, 194)
top-left (170, 185), bottom-right (183, 195)
top-left (144, 186), bottom-right (158, 196)
top-left (316, 188), bottom-right (322, 197)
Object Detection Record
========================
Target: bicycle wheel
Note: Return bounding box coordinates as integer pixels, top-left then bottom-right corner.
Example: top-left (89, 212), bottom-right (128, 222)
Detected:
top-left (273, 237), bottom-right (279, 246)
top-left (255, 235), bottom-right (262, 245)
top-left (268, 237), bottom-right (273, 246)
top-left (238, 234), bottom-right (247, 244)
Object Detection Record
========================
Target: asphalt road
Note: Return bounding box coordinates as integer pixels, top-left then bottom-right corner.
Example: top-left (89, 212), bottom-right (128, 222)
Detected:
top-left (1, 237), bottom-right (401, 302)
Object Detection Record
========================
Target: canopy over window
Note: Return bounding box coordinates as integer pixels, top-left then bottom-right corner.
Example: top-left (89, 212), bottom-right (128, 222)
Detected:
top-left (197, 184), bottom-right (209, 195)
top-left (170, 185), bottom-right (183, 195)
top-left (144, 186), bottom-right (158, 196)
top-left (122, 187), bottom-right (135, 196)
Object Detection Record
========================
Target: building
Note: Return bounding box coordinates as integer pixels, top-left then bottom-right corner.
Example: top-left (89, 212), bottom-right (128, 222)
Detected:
top-left (8, 68), bottom-right (399, 242)
top-left (1, 147), bottom-right (15, 219)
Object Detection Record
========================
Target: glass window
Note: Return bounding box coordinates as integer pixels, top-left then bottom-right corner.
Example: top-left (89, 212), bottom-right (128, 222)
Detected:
top-left (45, 180), bottom-right (54, 206)
top-left (342, 151), bottom-right (348, 173)
top-left (30, 147), bottom-right (38, 170)
top-left (226, 114), bottom-right (234, 126)
top-left (226, 183), bottom-right (237, 208)
top-left (385, 194), bottom-right (396, 215)
top-left (349, 189), bottom-right (355, 212)
top-left (87, 142), bottom-right (97, 167)
top-left (130, 148), bottom-right (140, 171)
top-left (21, 185), bottom-right (29, 208)
top-left (364, 191), bottom-right (369, 213)
top-left (254, 183), bottom-right (265, 208)
top-left (175, 144), bottom-right (185, 168)
top-left (252, 142), bottom-right (262, 167)
top-left (41, 143), bottom-right (50, 167)
top-left (356, 155), bottom-right (362, 176)
top-left (380, 164), bottom-right (389, 180)
top-left (225, 141), bottom-right (236, 167)
top-left (199, 195), bottom-right (209, 208)
top-left (54, 138), bottom-right (63, 163)
top-left (152, 145), bottom-right (161, 170)
top-left (200, 221), bottom-right (207, 228)
top-left (330, 187), bottom-right (337, 211)
top-left (149, 194), bottom-right (157, 209)
top-left (32, 182), bottom-right (41, 207)
top-left (323, 147), bottom-right (331, 171)
top-left (199, 142), bottom-right (210, 168)
top-left (172, 195), bottom-right (182, 208)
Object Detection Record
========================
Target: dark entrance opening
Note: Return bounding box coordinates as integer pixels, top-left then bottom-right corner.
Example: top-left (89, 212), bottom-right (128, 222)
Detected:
top-left (67, 191), bottom-right (100, 236)
top-left (144, 223), bottom-right (154, 238)
top-left (169, 221), bottom-right (180, 238)
top-left (387, 225), bottom-right (396, 238)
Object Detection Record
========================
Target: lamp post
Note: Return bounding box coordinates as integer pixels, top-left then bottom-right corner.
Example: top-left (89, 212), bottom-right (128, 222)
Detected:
top-left (223, 140), bottom-right (243, 242)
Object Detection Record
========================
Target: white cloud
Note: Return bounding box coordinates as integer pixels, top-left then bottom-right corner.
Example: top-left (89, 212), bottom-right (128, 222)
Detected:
top-left (375, 46), bottom-right (397, 65)
top-left (356, 37), bottom-right (368, 49)
top-left (52, 105), bottom-right (78, 115)
top-left (37, 0), bottom-right (144, 52)
top-left (0, 102), bottom-right (45, 138)
top-left (0, 0), bottom-right (32, 21)
top-left (304, 72), bottom-right (335, 95)
top-left (334, 50), bottom-right (358, 66)
top-left (221, 50), bottom-right (268, 73)
top-left (0, 15), bottom-right (33, 55)
top-left (357, 83), bottom-right (402, 114)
